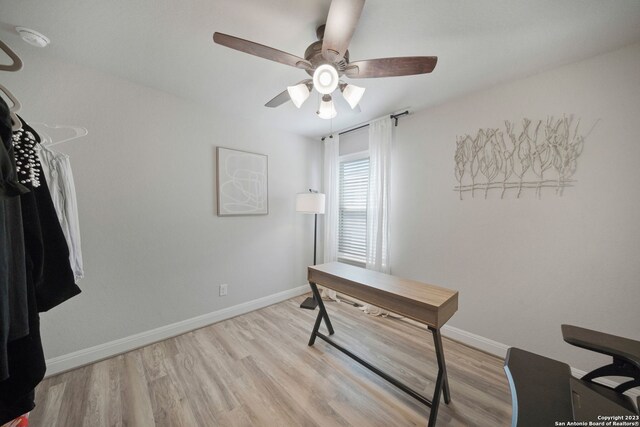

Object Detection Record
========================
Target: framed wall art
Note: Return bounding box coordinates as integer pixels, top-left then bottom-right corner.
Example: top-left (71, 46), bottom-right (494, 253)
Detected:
top-left (216, 147), bottom-right (268, 216)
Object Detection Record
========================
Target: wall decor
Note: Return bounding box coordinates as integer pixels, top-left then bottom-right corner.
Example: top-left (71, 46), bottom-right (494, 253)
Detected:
top-left (216, 147), bottom-right (268, 216)
top-left (454, 116), bottom-right (596, 199)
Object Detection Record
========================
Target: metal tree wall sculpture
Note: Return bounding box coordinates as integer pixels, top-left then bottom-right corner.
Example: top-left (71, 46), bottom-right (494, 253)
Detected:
top-left (454, 116), bottom-right (595, 199)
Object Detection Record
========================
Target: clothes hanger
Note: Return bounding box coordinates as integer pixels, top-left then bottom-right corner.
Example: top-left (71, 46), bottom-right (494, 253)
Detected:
top-left (0, 40), bottom-right (23, 72)
top-left (30, 122), bottom-right (88, 147)
top-left (0, 40), bottom-right (24, 130)
top-left (0, 83), bottom-right (23, 131)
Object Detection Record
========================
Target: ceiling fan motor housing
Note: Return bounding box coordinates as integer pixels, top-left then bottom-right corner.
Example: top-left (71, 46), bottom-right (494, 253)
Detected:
top-left (304, 24), bottom-right (349, 77)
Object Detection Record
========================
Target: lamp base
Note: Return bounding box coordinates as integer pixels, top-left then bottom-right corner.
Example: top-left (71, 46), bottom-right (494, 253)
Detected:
top-left (300, 297), bottom-right (318, 310)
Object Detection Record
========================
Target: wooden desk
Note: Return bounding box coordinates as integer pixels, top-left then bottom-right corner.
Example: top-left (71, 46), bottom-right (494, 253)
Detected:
top-left (306, 262), bottom-right (459, 427)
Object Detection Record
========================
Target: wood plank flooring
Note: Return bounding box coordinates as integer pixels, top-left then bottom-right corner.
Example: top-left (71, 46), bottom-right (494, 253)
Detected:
top-left (30, 295), bottom-right (512, 426)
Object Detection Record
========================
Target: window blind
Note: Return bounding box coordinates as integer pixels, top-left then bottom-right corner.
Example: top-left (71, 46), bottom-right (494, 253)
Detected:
top-left (338, 157), bottom-right (369, 265)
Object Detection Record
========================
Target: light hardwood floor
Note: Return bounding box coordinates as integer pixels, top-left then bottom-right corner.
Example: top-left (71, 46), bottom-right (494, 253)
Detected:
top-left (30, 295), bottom-right (512, 426)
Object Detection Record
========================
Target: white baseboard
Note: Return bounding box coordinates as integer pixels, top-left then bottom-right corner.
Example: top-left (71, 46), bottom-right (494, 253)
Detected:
top-left (45, 285), bottom-right (309, 377)
top-left (440, 324), bottom-right (640, 400)
top-left (441, 324), bottom-right (511, 358)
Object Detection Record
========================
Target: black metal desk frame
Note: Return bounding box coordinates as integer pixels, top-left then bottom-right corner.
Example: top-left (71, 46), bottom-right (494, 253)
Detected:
top-left (307, 282), bottom-right (451, 427)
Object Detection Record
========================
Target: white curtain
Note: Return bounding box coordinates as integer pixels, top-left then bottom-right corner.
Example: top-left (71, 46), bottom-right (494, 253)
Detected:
top-left (322, 134), bottom-right (339, 300)
top-left (361, 117), bottom-right (392, 316)
top-left (366, 117), bottom-right (391, 273)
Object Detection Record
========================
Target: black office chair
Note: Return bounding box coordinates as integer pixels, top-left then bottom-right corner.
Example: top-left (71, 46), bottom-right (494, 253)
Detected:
top-left (561, 324), bottom-right (640, 393)
top-left (504, 347), bottom-right (638, 427)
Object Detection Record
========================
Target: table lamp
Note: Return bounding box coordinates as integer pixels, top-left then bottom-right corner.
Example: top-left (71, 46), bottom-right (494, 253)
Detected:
top-left (296, 189), bottom-right (325, 309)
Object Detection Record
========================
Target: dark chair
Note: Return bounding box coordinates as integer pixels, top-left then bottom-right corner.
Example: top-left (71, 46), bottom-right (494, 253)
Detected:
top-left (504, 347), bottom-right (638, 427)
top-left (504, 347), bottom-right (574, 427)
top-left (562, 324), bottom-right (640, 393)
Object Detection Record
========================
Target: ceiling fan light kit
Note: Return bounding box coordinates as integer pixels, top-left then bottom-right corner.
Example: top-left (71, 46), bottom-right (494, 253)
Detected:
top-left (287, 83), bottom-right (311, 108)
top-left (340, 83), bottom-right (365, 109)
top-left (312, 64), bottom-right (339, 95)
top-left (317, 95), bottom-right (337, 120)
top-left (213, 0), bottom-right (437, 120)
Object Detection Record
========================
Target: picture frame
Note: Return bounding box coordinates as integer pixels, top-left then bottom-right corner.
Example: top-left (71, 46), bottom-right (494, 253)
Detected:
top-left (216, 147), bottom-right (268, 216)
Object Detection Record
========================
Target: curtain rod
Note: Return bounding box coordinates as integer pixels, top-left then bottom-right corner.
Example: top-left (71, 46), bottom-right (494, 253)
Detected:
top-left (321, 110), bottom-right (409, 141)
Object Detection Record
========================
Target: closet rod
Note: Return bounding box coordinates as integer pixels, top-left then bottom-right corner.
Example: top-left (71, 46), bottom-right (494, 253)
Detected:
top-left (321, 110), bottom-right (408, 141)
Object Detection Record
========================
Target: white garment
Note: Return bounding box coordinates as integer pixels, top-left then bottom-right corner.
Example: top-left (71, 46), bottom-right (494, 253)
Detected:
top-left (37, 144), bottom-right (84, 282)
top-left (322, 134), bottom-right (340, 301)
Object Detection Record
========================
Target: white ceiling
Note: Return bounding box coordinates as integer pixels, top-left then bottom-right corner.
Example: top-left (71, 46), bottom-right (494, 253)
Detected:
top-left (1, 0), bottom-right (639, 138)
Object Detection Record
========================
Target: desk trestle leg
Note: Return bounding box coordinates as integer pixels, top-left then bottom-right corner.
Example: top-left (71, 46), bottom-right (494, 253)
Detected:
top-left (305, 285), bottom-right (451, 427)
top-left (307, 282), bottom-right (334, 346)
top-left (428, 327), bottom-right (451, 426)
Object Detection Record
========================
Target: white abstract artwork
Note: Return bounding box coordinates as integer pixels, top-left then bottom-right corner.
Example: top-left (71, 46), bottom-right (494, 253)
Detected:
top-left (216, 147), bottom-right (268, 216)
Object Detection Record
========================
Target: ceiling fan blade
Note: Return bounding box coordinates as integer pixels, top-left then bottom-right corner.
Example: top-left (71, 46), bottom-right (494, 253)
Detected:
top-left (344, 56), bottom-right (438, 78)
top-left (213, 32), bottom-right (312, 70)
top-left (265, 89), bottom-right (291, 108)
top-left (265, 80), bottom-right (312, 108)
top-left (322, 0), bottom-right (365, 62)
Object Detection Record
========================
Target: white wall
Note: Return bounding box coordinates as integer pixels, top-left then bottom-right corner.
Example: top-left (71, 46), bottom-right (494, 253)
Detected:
top-left (390, 42), bottom-right (640, 372)
top-left (4, 41), bottom-right (638, 375)
top-left (339, 126), bottom-right (368, 157)
top-left (2, 50), bottom-right (320, 359)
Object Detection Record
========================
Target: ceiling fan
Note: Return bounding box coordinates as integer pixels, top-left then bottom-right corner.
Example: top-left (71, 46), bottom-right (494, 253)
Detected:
top-left (213, 0), bottom-right (437, 119)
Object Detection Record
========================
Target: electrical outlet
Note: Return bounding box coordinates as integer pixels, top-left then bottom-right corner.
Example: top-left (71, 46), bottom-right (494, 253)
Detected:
top-left (219, 284), bottom-right (228, 296)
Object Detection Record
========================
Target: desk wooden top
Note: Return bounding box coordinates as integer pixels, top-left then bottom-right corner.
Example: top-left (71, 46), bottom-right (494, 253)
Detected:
top-left (308, 262), bottom-right (458, 329)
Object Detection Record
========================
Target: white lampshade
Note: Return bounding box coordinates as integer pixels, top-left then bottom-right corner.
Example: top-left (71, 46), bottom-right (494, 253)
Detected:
top-left (313, 64), bottom-right (339, 95)
top-left (317, 95), bottom-right (337, 120)
top-left (287, 83), bottom-right (310, 108)
top-left (296, 192), bottom-right (326, 214)
top-left (341, 84), bottom-right (365, 109)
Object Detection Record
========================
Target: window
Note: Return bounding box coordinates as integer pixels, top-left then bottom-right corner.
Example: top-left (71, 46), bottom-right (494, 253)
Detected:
top-left (338, 154), bottom-right (369, 266)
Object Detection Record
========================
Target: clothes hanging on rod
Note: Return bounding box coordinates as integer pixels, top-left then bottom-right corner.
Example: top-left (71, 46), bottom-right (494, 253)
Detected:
top-left (11, 127), bottom-right (40, 188)
top-left (0, 98), bottom-right (29, 385)
top-left (38, 143), bottom-right (84, 282)
top-left (0, 100), bottom-right (44, 425)
top-left (12, 118), bottom-right (80, 311)
top-left (0, 115), bottom-right (81, 425)
top-left (1, 39), bottom-right (81, 425)
top-left (0, 41), bottom-right (27, 385)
